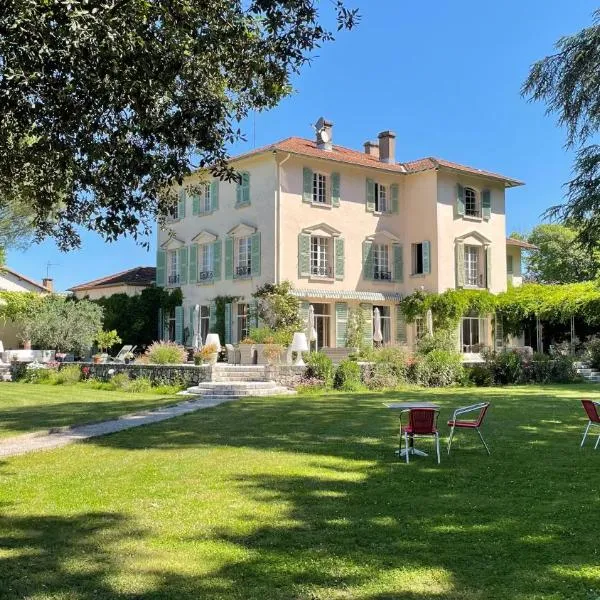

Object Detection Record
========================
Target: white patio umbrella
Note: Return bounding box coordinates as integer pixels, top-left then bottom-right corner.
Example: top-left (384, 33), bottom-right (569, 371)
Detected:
top-left (373, 307), bottom-right (383, 344)
top-left (193, 304), bottom-right (200, 350)
top-left (426, 309), bottom-right (434, 337)
top-left (307, 304), bottom-right (317, 349)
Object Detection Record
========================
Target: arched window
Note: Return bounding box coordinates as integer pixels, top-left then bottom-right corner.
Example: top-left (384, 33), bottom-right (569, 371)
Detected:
top-left (464, 187), bottom-right (479, 217)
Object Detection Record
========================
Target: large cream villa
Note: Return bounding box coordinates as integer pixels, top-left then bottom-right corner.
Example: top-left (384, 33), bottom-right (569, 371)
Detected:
top-left (156, 118), bottom-right (533, 353)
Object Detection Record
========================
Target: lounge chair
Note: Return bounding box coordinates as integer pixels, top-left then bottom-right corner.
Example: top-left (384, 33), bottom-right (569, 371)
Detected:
top-left (108, 345), bottom-right (136, 363)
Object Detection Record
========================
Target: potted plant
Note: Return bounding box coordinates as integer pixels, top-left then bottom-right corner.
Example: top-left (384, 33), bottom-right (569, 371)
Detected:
top-left (263, 343), bottom-right (284, 366)
top-left (199, 343), bottom-right (219, 365)
top-left (94, 330), bottom-right (122, 364)
top-left (239, 337), bottom-right (256, 365)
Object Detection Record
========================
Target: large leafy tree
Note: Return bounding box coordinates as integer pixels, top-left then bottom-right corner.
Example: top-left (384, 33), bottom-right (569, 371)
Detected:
top-left (523, 9), bottom-right (600, 249)
top-left (524, 224), bottom-right (600, 284)
top-left (0, 1), bottom-right (358, 250)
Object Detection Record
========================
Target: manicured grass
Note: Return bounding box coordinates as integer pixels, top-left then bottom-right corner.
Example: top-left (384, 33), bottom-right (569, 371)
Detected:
top-left (0, 383), bottom-right (182, 438)
top-left (0, 384), bottom-right (599, 599)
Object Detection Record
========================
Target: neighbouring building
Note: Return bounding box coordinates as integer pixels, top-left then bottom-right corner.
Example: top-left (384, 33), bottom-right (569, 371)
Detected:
top-left (0, 266), bottom-right (53, 348)
top-left (156, 118), bottom-right (527, 354)
top-left (68, 266), bottom-right (156, 300)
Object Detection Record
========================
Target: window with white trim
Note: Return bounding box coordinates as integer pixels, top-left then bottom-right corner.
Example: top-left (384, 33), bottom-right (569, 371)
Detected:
top-left (465, 245), bottom-right (484, 287)
top-left (373, 244), bottom-right (391, 280)
top-left (199, 243), bottom-right (214, 281)
top-left (374, 183), bottom-right (387, 213)
top-left (168, 250), bottom-right (179, 285)
top-left (412, 243), bottom-right (424, 275)
top-left (237, 303), bottom-right (249, 341)
top-left (235, 236), bottom-right (252, 277)
top-left (310, 236), bottom-right (331, 277)
top-left (200, 305), bottom-right (210, 344)
top-left (461, 315), bottom-right (482, 353)
top-left (200, 183), bottom-right (211, 214)
top-left (312, 172), bottom-right (328, 204)
top-left (464, 187), bottom-right (480, 218)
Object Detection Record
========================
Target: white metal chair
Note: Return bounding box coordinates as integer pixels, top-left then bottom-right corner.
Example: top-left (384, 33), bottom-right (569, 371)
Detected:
top-left (447, 402), bottom-right (491, 455)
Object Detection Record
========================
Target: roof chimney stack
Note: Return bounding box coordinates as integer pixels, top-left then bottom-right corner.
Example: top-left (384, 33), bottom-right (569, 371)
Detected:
top-left (363, 141), bottom-right (379, 158)
top-left (378, 130), bottom-right (396, 164)
top-left (315, 117), bottom-right (333, 151)
top-left (42, 278), bottom-right (53, 292)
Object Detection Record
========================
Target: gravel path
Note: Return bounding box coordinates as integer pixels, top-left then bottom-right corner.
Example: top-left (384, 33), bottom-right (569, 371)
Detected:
top-left (0, 395), bottom-right (233, 458)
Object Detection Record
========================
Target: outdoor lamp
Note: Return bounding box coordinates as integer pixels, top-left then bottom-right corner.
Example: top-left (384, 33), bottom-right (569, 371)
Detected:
top-left (205, 333), bottom-right (221, 351)
top-left (290, 332), bottom-right (309, 366)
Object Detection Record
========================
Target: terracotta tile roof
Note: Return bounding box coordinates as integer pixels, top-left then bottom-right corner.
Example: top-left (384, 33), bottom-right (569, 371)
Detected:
top-left (506, 237), bottom-right (538, 250)
top-left (68, 266), bottom-right (156, 291)
top-left (231, 137), bottom-right (524, 187)
top-left (0, 267), bottom-right (50, 292)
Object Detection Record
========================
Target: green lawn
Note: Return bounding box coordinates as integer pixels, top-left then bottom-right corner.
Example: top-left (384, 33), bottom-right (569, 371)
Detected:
top-left (0, 384), bottom-right (599, 599)
top-left (0, 383), bottom-right (182, 438)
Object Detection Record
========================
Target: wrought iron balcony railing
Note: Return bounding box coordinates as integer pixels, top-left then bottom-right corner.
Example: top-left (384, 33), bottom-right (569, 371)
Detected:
top-left (168, 273), bottom-right (180, 285)
top-left (311, 265), bottom-right (332, 277)
top-left (199, 270), bottom-right (214, 281)
top-left (374, 270), bottom-right (392, 280)
top-left (235, 265), bottom-right (251, 277)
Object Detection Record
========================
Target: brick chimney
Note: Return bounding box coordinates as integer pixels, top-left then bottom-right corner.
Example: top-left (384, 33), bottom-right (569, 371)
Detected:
top-left (363, 141), bottom-right (379, 158)
top-left (378, 131), bottom-right (396, 164)
top-left (42, 278), bottom-right (53, 292)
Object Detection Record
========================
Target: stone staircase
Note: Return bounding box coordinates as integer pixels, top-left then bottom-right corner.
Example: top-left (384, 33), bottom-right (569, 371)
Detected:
top-left (181, 365), bottom-right (296, 400)
top-left (575, 361), bottom-right (600, 383)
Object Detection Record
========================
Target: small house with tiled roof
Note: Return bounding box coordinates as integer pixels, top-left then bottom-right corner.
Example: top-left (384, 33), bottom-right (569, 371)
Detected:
top-left (156, 117), bottom-right (529, 353)
top-left (69, 266), bottom-right (156, 300)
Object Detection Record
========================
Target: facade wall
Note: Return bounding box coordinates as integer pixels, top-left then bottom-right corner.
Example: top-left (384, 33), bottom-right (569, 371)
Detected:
top-left (72, 284), bottom-right (148, 300)
top-left (506, 245), bottom-right (523, 287)
top-left (0, 272), bottom-right (46, 293)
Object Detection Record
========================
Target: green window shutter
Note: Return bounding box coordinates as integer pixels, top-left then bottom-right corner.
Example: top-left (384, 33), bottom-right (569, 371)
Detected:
top-left (395, 306), bottom-right (407, 344)
top-left (188, 244), bottom-right (198, 284)
top-left (361, 303), bottom-right (373, 348)
top-left (188, 306), bottom-right (195, 346)
top-left (390, 183), bottom-right (399, 214)
top-left (455, 241), bottom-right (465, 288)
top-left (192, 193), bottom-right (200, 216)
top-left (362, 241), bottom-right (374, 280)
top-left (331, 172), bottom-right (341, 207)
top-left (224, 303), bottom-right (232, 344)
top-left (175, 305), bottom-right (184, 344)
top-left (335, 237), bottom-right (345, 280)
top-left (303, 167), bottom-right (313, 203)
top-left (156, 250), bottom-right (166, 287)
top-left (249, 300), bottom-right (259, 329)
top-left (298, 233), bottom-right (311, 278)
top-left (482, 189), bottom-right (491, 219)
top-left (209, 301), bottom-right (217, 332)
top-left (393, 244), bottom-right (403, 282)
top-left (211, 180), bottom-right (219, 211)
top-left (251, 232), bottom-right (261, 277)
top-left (242, 172), bottom-right (250, 205)
top-left (335, 302), bottom-right (348, 348)
top-left (236, 177), bottom-right (242, 205)
top-left (213, 240), bottom-right (222, 281)
top-left (178, 189), bottom-right (186, 219)
top-left (157, 308), bottom-right (164, 341)
top-left (422, 240), bottom-right (431, 274)
top-left (298, 301), bottom-right (309, 326)
top-left (366, 178), bottom-right (375, 212)
top-left (486, 246), bottom-right (492, 289)
top-left (225, 236), bottom-right (234, 280)
top-left (178, 247), bottom-right (189, 285)
top-left (456, 183), bottom-right (465, 217)
top-left (507, 254), bottom-right (514, 275)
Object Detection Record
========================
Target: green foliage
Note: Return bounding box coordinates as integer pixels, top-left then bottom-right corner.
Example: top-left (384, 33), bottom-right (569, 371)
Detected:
top-left (252, 282), bottom-right (301, 333)
top-left (95, 330), bottom-right (122, 354)
top-left (416, 329), bottom-right (458, 355)
top-left (20, 295), bottom-right (103, 355)
top-left (346, 306), bottom-right (366, 350)
top-left (583, 336), bottom-right (600, 370)
top-left (365, 362), bottom-right (400, 391)
top-left (305, 352), bottom-right (334, 388)
top-left (373, 347), bottom-right (409, 381)
top-left (484, 350), bottom-right (524, 385)
top-left (247, 326), bottom-right (292, 345)
top-left (22, 363), bottom-right (56, 384)
top-left (0, 290), bottom-right (43, 324)
top-left (145, 341), bottom-right (187, 365)
top-left (333, 359), bottom-right (362, 392)
top-left (214, 295), bottom-right (240, 345)
top-left (55, 365), bottom-right (82, 385)
top-left (411, 350), bottom-right (464, 387)
top-left (467, 364), bottom-right (494, 387)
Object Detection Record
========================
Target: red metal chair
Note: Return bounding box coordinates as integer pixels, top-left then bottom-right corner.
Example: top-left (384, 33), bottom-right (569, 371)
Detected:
top-left (580, 400), bottom-right (600, 449)
top-left (399, 408), bottom-right (440, 464)
top-left (447, 402), bottom-right (490, 455)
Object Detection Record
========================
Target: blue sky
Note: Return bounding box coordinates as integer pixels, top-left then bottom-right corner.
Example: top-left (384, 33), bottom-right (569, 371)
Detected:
top-left (6, 0), bottom-right (596, 291)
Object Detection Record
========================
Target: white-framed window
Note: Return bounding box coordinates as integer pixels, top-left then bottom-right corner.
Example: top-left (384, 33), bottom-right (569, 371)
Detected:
top-left (168, 250), bottom-right (179, 285)
top-left (200, 305), bottom-right (210, 344)
top-left (464, 187), bottom-right (480, 218)
top-left (373, 305), bottom-right (391, 344)
top-left (412, 243), bottom-right (424, 275)
top-left (199, 243), bottom-right (214, 281)
top-left (313, 303), bottom-right (331, 350)
top-left (237, 303), bottom-right (249, 341)
top-left (235, 236), bottom-right (252, 277)
top-left (313, 172), bottom-right (328, 204)
top-left (373, 244), bottom-right (391, 280)
top-left (200, 183), bottom-right (211, 213)
top-left (375, 183), bottom-right (387, 213)
top-left (311, 236), bottom-right (331, 277)
top-left (461, 315), bottom-right (483, 353)
top-left (465, 245), bottom-right (481, 286)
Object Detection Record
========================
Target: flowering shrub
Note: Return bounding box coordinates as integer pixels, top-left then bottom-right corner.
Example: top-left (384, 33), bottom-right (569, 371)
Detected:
top-left (144, 341), bottom-right (187, 365)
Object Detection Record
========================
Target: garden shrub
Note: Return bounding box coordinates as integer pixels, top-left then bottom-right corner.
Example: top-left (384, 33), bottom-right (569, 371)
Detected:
top-left (484, 350), bottom-right (524, 385)
top-left (524, 354), bottom-right (578, 384)
top-left (365, 361), bottom-right (399, 390)
top-left (550, 355), bottom-right (579, 383)
top-left (108, 372), bottom-right (131, 390)
top-left (374, 346), bottom-right (409, 381)
top-left (468, 364), bottom-right (494, 387)
top-left (125, 377), bottom-right (153, 393)
top-left (411, 350), bottom-right (464, 387)
top-left (416, 329), bottom-right (458, 355)
top-left (55, 365), bottom-right (82, 385)
top-left (22, 362), bottom-right (55, 384)
top-left (145, 341), bottom-right (187, 365)
top-left (583, 336), bottom-right (600, 370)
top-left (333, 359), bottom-right (362, 391)
top-left (305, 352), bottom-right (334, 387)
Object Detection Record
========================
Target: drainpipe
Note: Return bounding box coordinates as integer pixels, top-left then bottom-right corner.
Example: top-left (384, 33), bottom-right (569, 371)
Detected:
top-left (275, 151), bottom-right (291, 284)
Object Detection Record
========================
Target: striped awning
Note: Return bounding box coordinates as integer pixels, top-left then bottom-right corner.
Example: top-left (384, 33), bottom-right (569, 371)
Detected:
top-left (291, 288), bottom-right (403, 302)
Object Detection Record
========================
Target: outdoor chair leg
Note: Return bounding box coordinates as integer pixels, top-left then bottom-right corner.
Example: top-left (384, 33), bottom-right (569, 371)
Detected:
top-left (405, 432), bottom-right (410, 464)
top-left (581, 421), bottom-right (591, 447)
top-left (476, 428), bottom-right (491, 455)
top-left (447, 426), bottom-right (455, 455)
top-left (436, 433), bottom-right (440, 464)
top-left (595, 432), bottom-right (600, 450)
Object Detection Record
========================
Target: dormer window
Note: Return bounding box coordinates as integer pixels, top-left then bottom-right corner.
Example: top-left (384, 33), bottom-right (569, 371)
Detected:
top-left (464, 187), bottom-right (480, 218)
